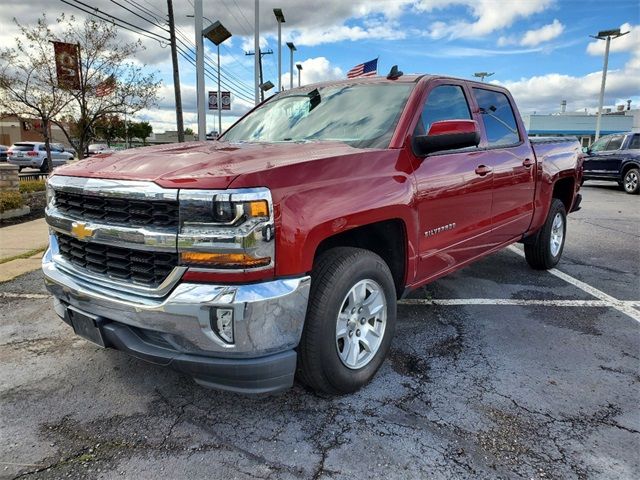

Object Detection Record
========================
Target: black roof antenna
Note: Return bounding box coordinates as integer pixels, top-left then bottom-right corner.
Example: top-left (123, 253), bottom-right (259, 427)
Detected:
top-left (387, 65), bottom-right (403, 80)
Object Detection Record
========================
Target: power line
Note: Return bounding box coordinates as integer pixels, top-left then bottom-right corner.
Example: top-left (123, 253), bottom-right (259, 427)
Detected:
top-left (173, 28), bottom-right (255, 96)
top-left (230, 0), bottom-right (254, 32)
top-left (108, 0), bottom-right (168, 32)
top-left (123, 0), bottom-right (166, 24)
top-left (61, 0), bottom-right (256, 104)
top-left (220, 0), bottom-right (252, 36)
top-left (61, 0), bottom-right (168, 45)
top-left (176, 46), bottom-right (254, 103)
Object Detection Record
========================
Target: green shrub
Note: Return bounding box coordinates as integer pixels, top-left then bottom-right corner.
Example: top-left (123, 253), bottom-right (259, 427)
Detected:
top-left (19, 179), bottom-right (47, 193)
top-left (0, 191), bottom-right (24, 213)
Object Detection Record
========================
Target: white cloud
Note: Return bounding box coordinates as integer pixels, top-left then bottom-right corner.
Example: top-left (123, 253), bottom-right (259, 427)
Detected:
top-left (496, 19), bottom-right (564, 48)
top-left (492, 55), bottom-right (640, 114)
top-left (290, 22), bottom-right (405, 47)
top-left (280, 57), bottom-right (344, 88)
top-left (416, 0), bottom-right (553, 39)
top-left (520, 19), bottom-right (564, 46)
top-left (586, 23), bottom-right (640, 56)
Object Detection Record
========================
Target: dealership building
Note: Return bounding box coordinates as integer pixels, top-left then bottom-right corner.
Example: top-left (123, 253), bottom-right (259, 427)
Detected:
top-left (524, 102), bottom-right (638, 147)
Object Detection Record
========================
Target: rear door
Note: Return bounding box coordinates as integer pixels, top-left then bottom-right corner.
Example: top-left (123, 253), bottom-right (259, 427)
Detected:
top-left (471, 87), bottom-right (536, 243)
top-left (411, 81), bottom-right (494, 282)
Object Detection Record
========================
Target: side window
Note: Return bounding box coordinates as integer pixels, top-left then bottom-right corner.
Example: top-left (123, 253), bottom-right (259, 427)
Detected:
top-left (590, 136), bottom-right (610, 152)
top-left (606, 135), bottom-right (624, 151)
top-left (473, 88), bottom-right (520, 147)
top-left (629, 135), bottom-right (640, 150)
top-left (415, 85), bottom-right (471, 136)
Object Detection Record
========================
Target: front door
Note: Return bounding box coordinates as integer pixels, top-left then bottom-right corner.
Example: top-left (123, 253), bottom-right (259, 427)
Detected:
top-left (411, 82), bottom-right (494, 283)
top-left (584, 135), bottom-right (624, 179)
top-left (471, 87), bottom-right (536, 243)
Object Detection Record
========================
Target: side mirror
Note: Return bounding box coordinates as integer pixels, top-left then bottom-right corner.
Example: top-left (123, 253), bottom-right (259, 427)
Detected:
top-left (582, 146), bottom-right (591, 154)
top-left (412, 120), bottom-right (481, 157)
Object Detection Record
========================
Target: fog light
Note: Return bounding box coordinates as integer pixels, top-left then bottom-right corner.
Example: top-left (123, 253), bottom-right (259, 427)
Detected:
top-left (211, 307), bottom-right (234, 344)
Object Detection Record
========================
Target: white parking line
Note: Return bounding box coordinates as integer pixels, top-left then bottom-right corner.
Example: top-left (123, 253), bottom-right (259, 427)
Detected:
top-left (399, 299), bottom-right (612, 307)
top-left (507, 245), bottom-right (640, 323)
top-left (0, 292), bottom-right (50, 299)
top-left (3, 257), bottom-right (639, 322)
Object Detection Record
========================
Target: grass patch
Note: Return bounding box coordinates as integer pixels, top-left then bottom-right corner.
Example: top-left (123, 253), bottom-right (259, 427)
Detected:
top-left (0, 246), bottom-right (46, 265)
top-left (0, 191), bottom-right (24, 213)
top-left (19, 179), bottom-right (47, 193)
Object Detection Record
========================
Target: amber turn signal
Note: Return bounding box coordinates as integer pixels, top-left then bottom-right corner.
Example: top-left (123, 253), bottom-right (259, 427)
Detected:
top-left (181, 251), bottom-right (271, 268)
top-left (247, 200), bottom-right (269, 217)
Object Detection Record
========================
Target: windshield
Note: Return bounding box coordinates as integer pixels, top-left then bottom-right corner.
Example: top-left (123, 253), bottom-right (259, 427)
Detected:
top-left (222, 83), bottom-right (414, 149)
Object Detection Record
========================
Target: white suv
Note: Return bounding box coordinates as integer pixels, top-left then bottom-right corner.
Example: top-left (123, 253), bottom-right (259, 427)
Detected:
top-left (7, 142), bottom-right (74, 172)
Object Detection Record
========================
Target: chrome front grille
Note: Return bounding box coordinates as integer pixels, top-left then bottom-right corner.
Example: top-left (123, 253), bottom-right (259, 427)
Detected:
top-left (55, 190), bottom-right (179, 228)
top-left (46, 176), bottom-right (182, 295)
top-left (56, 233), bottom-right (178, 288)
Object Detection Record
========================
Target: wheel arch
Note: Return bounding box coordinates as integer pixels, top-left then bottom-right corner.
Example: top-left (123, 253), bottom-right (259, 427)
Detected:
top-left (313, 219), bottom-right (409, 299)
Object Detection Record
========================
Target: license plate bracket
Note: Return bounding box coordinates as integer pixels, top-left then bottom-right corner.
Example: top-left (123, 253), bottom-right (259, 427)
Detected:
top-left (68, 307), bottom-right (106, 348)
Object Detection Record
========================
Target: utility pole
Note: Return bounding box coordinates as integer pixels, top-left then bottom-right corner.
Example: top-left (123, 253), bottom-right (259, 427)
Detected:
top-left (591, 28), bottom-right (629, 140)
top-left (296, 63), bottom-right (302, 87)
top-left (273, 9), bottom-right (285, 92)
top-left (194, 0), bottom-right (206, 140)
top-left (167, 0), bottom-right (184, 142)
top-left (245, 49), bottom-right (273, 101)
top-left (254, 0), bottom-right (260, 105)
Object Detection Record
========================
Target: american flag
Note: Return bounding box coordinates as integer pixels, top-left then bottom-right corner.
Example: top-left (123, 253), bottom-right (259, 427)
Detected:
top-left (95, 75), bottom-right (116, 97)
top-left (346, 58), bottom-right (378, 78)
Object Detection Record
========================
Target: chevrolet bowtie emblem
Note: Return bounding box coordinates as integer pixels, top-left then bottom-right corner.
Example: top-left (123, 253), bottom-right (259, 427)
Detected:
top-left (71, 222), bottom-right (95, 241)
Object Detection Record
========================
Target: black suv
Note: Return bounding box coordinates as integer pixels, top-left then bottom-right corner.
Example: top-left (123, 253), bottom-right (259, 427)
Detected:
top-left (583, 132), bottom-right (640, 194)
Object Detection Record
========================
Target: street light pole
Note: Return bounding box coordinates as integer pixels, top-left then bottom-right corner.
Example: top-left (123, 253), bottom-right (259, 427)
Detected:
top-left (473, 72), bottom-right (494, 82)
top-left (273, 9), bottom-right (285, 92)
top-left (203, 21), bottom-right (232, 137)
top-left (194, 0), bottom-right (206, 141)
top-left (217, 43), bottom-right (222, 135)
top-left (286, 42), bottom-right (296, 89)
top-left (296, 63), bottom-right (302, 87)
top-left (592, 29), bottom-right (629, 140)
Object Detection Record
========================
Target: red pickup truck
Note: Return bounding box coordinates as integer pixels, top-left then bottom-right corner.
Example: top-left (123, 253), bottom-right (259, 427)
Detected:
top-left (43, 74), bottom-right (583, 394)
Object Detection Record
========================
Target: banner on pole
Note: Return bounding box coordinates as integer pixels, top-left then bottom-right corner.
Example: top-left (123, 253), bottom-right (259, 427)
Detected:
top-left (208, 91), bottom-right (231, 110)
top-left (53, 42), bottom-right (81, 90)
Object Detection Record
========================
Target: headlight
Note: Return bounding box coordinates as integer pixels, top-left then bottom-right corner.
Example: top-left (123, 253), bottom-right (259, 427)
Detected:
top-left (178, 188), bottom-right (274, 270)
top-left (46, 181), bottom-right (55, 209)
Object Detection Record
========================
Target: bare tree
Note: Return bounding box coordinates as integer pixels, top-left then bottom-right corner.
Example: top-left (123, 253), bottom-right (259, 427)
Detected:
top-left (51, 15), bottom-right (161, 158)
top-left (1, 14), bottom-right (161, 161)
top-left (0, 16), bottom-right (73, 172)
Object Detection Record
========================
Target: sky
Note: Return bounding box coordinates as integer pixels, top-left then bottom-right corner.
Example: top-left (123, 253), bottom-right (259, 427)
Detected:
top-left (0, 0), bottom-right (638, 134)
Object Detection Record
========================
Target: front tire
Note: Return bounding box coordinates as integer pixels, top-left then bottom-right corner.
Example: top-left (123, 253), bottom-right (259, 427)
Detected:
top-left (297, 247), bottom-right (396, 394)
top-left (623, 168), bottom-right (639, 194)
top-left (525, 198), bottom-right (567, 270)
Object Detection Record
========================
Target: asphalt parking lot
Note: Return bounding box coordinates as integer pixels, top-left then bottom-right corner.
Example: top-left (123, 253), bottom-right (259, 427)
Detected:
top-left (1, 181), bottom-right (638, 480)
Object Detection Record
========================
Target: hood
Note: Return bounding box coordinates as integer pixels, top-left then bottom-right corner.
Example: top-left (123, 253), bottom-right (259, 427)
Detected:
top-left (53, 141), bottom-right (368, 189)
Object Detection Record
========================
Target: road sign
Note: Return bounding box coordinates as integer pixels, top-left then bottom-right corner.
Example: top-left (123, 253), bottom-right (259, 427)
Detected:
top-left (208, 91), bottom-right (231, 110)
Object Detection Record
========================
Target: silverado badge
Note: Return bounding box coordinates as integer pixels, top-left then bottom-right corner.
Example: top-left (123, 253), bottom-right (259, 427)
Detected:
top-left (71, 221), bottom-right (95, 241)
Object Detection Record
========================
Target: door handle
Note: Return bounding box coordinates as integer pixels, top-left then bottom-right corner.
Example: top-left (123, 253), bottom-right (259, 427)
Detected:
top-left (475, 165), bottom-right (492, 176)
top-left (523, 158), bottom-right (535, 168)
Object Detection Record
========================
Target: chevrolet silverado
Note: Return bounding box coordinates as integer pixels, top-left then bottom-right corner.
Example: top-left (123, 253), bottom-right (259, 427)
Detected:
top-left (43, 73), bottom-right (583, 394)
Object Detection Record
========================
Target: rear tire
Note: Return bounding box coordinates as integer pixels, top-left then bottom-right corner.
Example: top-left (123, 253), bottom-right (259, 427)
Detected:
top-left (524, 199), bottom-right (567, 270)
top-left (623, 168), bottom-right (639, 194)
top-left (39, 162), bottom-right (50, 173)
top-left (297, 247), bottom-right (396, 394)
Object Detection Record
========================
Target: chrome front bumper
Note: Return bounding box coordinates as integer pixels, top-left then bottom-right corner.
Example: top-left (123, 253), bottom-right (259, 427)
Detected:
top-left (42, 246), bottom-right (311, 359)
